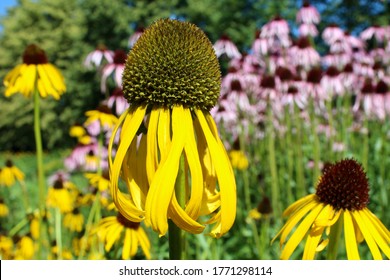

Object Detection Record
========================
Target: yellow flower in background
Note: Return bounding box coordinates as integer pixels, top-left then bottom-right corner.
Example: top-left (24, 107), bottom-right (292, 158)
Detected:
top-left (0, 198), bottom-right (9, 217)
top-left (0, 235), bottom-right (14, 259)
top-left (96, 212), bottom-right (151, 260)
top-left (229, 150), bottom-right (249, 170)
top-left (272, 159), bottom-right (390, 260)
top-left (29, 211), bottom-right (41, 240)
top-left (3, 44), bottom-right (66, 99)
top-left (46, 177), bottom-right (76, 213)
top-left (49, 244), bottom-right (73, 260)
top-left (0, 160), bottom-right (25, 187)
top-left (109, 19), bottom-right (236, 238)
top-left (14, 235), bottom-right (35, 260)
top-left (85, 171), bottom-right (110, 191)
top-left (248, 196), bottom-right (272, 222)
top-left (85, 104), bottom-right (118, 130)
top-left (63, 208), bottom-right (84, 232)
top-left (69, 124), bottom-right (92, 145)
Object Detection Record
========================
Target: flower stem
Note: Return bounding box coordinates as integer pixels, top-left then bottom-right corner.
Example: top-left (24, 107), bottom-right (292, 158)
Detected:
top-left (294, 105), bottom-right (305, 198)
top-left (9, 217), bottom-right (29, 237)
top-left (169, 155), bottom-right (186, 260)
top-left (267, 107), bottom-right (280, 217)
top-left (78, 191), bottom-right (101, 259)
top-left (326, 213), bottom-right (343, 260)
top-left (55, 208), bottom-right (63, 260)
top-left (33, 87), bottom-right (46, 258)
top-left (309, 98), bottom-right (321, 187)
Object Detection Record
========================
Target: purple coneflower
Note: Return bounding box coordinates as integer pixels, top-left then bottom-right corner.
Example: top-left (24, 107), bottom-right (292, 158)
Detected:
top-left (84, 44), bottom-right (114, 69)
top-left (128, 27), bottom-right (145, 48)
top-left (321, 66), bottom-right (345, 96)
top-left (213, 34), bottom-right (242, 59)
top-left (298, 23), bottom-right (319, 37)
top-left (360, 25), bottom-right (388, 43)
top-left (296, 1), bottom-right (320, 25)
top-left (288, 36), bottom-right (320, 70)
top-left (261, 16), bottom-right (291, 49)
top-left (322, 24), bottom-right (344, 46)
top-left (100, 49), bottom-right (126, 93)
top-left (107, 87), bottom-right (129, 116)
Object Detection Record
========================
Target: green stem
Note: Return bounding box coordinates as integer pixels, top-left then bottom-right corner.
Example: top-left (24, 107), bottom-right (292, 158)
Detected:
top-left (326, 213), bottom-right (343, 260)
top-left (284, 108), bottom-right (294, 204)
top-left (55, 208), bottom-right (63, 260)
top-left (379, 120), bottom-right (388, 210)
top-left (33, 88), bottom-right (46, 258)
top-left (362, 116), bottom-right (369, 172)
top-left (9, 217), bottom-right (29, 237)
top-left (294, 105), bottom-right (305, 198)
top-left (169, 155), bottom-right (186, 260)
top-left (78, 192), bottom-right (101, 259)
top-left (326, 98), bottom-right (335, 162)
top-left (309, 98), bottom-right (321, 187)
top-left (267, 107), bottom-right (280, 217)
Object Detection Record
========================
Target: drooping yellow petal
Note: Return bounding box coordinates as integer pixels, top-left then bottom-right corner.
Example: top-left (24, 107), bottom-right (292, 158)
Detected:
top-left (352, 210), bottom-right (383, 260)
top-left (195, 110), bottom-right (236, 238)
top-left (359, 210), bottom-right (390, 259)
top-left (283, 194), bottom-right (317, 217)
top-left (122, 229), bottom-right (132, 260)
top-left (316, 239), bottom-right (329, 252)
top-left (110, 107), bottom-right (147, 222)
top-left (182, 109), bottom-right (203, 219)
top-left (37, 64), bottom-right (57, 98)
top-left (138, 227), bottom-right (151, 259)
top-left (303, 205), bottom-right (332, 260)
top-left (193, 121), bottom-right (219, 216)
top-left (168, 193), bottom-right (205, 234)
top-left (314, 207), bottom-right (341, 229)
top-left (104, 223), bottom-right (123, 252)
top-left (108, 110), bottom-right (128, 167)
top-left (145, 106), bottom-right (186, 236)
top-left (4, 64), bottom-right (23, 87)
top-left (146, 108), bottom-right (159, 185)
top-left (45, 64), bottom-right (66, 92)
top-left (271, 199), bottom-right (318, 246)
top-left (344, 210), bottom-right (360, 260)
top-left (157, 107), bottom-right (171, 160)
top-left (129, 229), bottom-right (138, 258)
top-left (122, 139), bottom-right (146, 210)
top-left (137, 133), bottom-right (149, 197)
top-left (280, 203), bottom-right (324, 260)
top-left (363, 208), bottom-right (390, 243)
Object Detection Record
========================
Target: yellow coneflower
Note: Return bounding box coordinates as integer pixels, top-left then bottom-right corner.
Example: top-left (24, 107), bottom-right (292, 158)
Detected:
top-left (49, 243), bottom-right (73, 260)
top-left (85, 170), bottom-right (110, 192)
top-left (96, 212), bottom-right (151, 260)
top-left (29, 211), bottom-right (41, 240)
top-left (229, 150), bottom-right (249, 170)
top-left (46, 177), bottom-right (75, 213)
top-left (3, 44), bottom-right (66, 99)
top-left (0, 198), bottom-right (9, 217)
top-left (248, 196), bottom-right (272, 221)
top-left (0, 235), bottom-right (14, 259)
top-left (63, 208), bottom-right (84, 233)
top-left (77, 188), bottom-right (112, 211)
top-left (14, 235), bottom-right (35, 260)
top-left (272, 158), bottom-right (390, 260)
top-left (69, 124), bottom-right (92, 145)
top-left (84, 104), bottom-right (118, 131)
top-left (0, 160), bottom-right (25, 187)
top-left (109, 19), bottom-right (236, 238)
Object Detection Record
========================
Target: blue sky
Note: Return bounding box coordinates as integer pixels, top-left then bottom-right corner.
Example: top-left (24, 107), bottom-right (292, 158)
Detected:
top-left (0, 0), bottom-right (16, 16)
